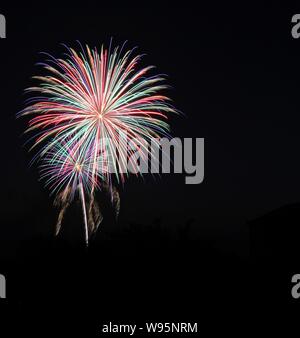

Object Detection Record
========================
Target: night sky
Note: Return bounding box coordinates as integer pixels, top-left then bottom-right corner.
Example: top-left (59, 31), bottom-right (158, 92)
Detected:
top-left (0, 2), bottom-right (300, 335)
top-left (0, 2), bottom-right (299, 254)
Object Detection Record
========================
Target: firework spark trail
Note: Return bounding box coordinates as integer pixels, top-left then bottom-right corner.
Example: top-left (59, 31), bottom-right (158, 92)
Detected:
top-left (20, 42), bottom-right (176, 245)
top-left (79, 179), bottom-right (88, 247)
top-left (54, 186), bottom-right (71, 235)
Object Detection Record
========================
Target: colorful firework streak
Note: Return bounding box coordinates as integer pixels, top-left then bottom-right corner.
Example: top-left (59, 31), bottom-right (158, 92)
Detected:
top-left (19, 42), bottom-right (175, 245)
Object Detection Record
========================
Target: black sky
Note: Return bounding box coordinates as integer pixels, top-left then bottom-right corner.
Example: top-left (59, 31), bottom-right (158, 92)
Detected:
top-left (0, 1), bottom-right (300, 257)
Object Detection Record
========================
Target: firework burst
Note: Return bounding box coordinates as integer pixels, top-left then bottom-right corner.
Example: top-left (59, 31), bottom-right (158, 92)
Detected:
top-left (19, 42), bottom-right (175, 245)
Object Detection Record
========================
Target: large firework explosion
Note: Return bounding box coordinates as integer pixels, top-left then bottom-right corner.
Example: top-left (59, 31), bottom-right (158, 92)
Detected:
top-left (19, 42), bottom-right (175, 246)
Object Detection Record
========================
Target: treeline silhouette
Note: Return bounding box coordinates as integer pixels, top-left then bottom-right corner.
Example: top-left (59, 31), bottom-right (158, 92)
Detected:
top-left (1, 203), bottom-right (300, 336)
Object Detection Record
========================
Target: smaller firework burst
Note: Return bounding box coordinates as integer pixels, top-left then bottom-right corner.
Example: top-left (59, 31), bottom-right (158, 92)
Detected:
top-left (40, 138), bottom-right (106, 245)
